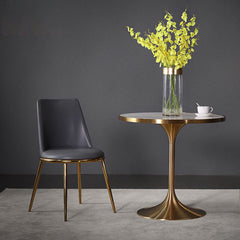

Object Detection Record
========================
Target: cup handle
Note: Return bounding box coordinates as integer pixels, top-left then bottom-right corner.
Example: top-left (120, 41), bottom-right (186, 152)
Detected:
top-left (209, 107), bottom-right (213, 113)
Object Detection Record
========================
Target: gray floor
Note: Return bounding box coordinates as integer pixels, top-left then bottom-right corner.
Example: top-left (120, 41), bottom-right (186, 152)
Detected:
top-left (0, 189), bottom-right (239, 240)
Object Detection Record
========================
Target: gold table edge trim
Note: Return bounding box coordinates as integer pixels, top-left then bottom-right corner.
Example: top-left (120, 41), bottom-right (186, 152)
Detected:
top-left (119, 115), bottom-right (225, 124)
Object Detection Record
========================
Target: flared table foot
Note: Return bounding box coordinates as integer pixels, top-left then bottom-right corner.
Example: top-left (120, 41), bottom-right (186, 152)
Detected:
top-left (137, 192), bottom-right (206, 220)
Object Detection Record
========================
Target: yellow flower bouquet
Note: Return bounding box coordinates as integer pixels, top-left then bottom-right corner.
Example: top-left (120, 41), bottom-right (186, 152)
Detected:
top-left (127, 10), bottom-right (198, 115)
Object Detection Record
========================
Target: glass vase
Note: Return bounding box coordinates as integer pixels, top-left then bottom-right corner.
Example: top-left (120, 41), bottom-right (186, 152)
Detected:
top-left (162, 68), bottom-right (183, 116)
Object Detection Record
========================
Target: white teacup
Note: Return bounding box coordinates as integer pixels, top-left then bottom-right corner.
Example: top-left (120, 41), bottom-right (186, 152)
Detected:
top-left (197, 106), bottom-right (213, 114)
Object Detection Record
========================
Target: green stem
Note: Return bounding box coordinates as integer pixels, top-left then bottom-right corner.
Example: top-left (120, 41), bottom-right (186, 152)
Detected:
top-left (164, 75), bottom-right (180, 115)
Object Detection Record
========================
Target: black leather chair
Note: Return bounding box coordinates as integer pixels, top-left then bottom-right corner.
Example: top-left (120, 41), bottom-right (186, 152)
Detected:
top-left (28, 99), bottom-right (116, 221)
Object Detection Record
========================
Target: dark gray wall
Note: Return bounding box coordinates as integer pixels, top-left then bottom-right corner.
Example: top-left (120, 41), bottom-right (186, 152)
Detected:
top-left (0, 0), bottom-right (239, 176)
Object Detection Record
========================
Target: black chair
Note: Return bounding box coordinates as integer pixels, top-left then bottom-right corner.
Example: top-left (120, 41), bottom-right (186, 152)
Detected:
top-left (28, 99), bottom-right (116, 221)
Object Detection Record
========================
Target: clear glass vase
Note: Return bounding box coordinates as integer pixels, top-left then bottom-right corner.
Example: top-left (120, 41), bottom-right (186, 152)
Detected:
top-left (162, 68), bottom-right (183, 116)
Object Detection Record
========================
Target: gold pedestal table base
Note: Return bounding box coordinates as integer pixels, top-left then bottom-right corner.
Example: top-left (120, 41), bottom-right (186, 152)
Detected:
top-left (137, 190), bottom-right (206, 220)
top-left (119, 112), bottom-right (225, 221)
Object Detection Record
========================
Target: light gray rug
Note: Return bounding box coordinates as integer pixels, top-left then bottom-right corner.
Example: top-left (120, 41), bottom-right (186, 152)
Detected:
top-left (0, 189), bottom-right (239, 240)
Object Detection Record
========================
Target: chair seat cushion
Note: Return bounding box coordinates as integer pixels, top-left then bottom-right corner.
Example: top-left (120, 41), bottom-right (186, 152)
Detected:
top-left (40, 147), bottom-right (104, 160)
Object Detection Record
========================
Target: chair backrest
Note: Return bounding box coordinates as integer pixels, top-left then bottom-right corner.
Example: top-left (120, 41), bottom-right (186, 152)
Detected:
top-left (37, 99), bottom-right (92, 153)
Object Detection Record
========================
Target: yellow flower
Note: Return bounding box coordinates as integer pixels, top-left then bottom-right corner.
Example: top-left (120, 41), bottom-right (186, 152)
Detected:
top-left (126, 26), bottom-right (134, 37)
top-left (194, 28), bottom-right (198, 35)
top-left (191, 38), bottom-right (197, 47)
top-left (190, 16), bottom-right (196, 26)
top-left (164, 12), bottom-right (173, 21)
top-left (181, 10), bottom-right (187, 22)
top-left (127, 10), bottom-right (198, 69)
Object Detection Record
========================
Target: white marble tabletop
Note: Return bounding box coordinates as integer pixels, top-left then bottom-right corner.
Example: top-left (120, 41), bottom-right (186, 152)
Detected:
top-left (119, 112), bottom-right (225, 124)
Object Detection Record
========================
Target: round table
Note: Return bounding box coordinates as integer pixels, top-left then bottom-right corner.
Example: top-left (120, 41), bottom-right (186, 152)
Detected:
top-left (119, 112), bottom-right (225, 220)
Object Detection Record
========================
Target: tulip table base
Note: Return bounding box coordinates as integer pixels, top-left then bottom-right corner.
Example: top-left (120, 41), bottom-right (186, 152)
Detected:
top-left (119, 112), bottom-right (225, 220)
top-left (137, 123), bottom-right (206, 220)
top-left (137, 190), bottom-right (206, 220)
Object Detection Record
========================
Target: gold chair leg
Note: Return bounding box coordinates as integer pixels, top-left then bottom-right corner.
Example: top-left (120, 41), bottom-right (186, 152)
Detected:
top-left (64, 163), bottom-right (67, 221)
top-left (77, 162), bottom-right (82, 204)
top-left (100, 158), bottom-right (116, 213)
top-left (28, 160), bottom-right (43, 212)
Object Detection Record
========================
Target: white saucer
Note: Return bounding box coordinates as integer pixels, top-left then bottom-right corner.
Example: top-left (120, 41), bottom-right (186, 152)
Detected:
top-left (195, 113), bottom-right (212, 117)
